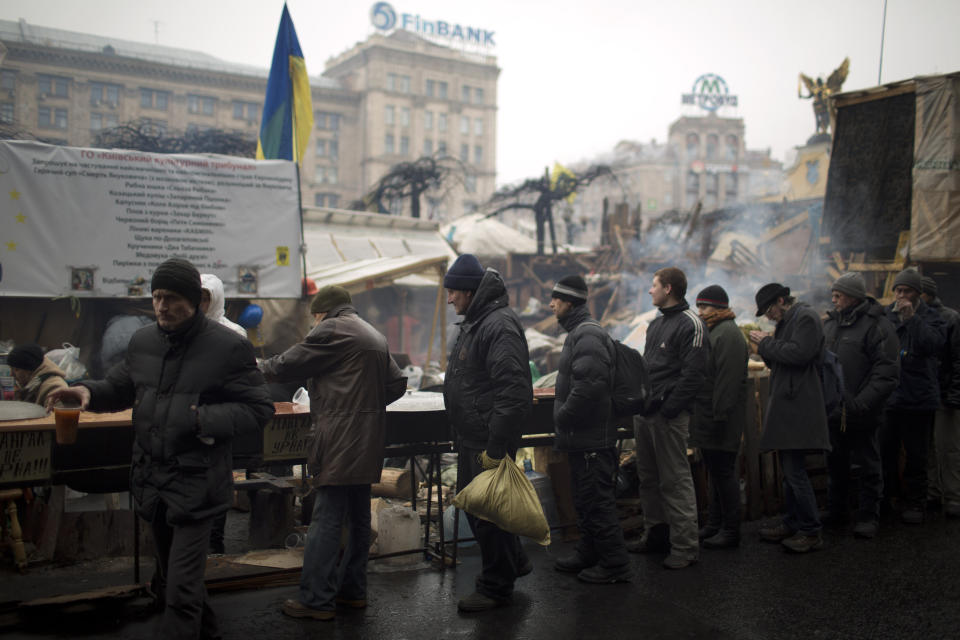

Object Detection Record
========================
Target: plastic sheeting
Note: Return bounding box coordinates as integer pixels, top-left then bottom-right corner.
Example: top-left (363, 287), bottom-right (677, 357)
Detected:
top-left (911, 74), bottom-right (960, 262)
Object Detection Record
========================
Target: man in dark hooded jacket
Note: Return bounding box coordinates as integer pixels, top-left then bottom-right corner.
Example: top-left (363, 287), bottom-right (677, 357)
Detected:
top-left (920, 276), bottom-right (960, 517)
top-left (822, 272), bottom-right (899, 539)
top-left (48, 258), bottom-right (274, 639)
top-left (550, 275), bottom-right (632, 583)
top-left (443, 254), bottom-right (533, 612)
top-left (881, 268), bottom-right (946, 524)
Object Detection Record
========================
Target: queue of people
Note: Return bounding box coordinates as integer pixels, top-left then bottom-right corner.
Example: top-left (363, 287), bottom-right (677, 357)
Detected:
top-left (8, 256), bottom-right (959, 629)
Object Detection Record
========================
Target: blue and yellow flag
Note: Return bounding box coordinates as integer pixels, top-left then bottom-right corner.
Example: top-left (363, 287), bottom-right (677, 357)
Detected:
top-left (256, 4), bottom-right (314, 163)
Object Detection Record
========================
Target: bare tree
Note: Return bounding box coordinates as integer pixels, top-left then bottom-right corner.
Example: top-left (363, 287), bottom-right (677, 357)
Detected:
top-left (362, 155), bottom-right (465, 218)
top-left (92, 121), bottom-right (256, 156)
top-left (488, 165), bottom-right (614, 255)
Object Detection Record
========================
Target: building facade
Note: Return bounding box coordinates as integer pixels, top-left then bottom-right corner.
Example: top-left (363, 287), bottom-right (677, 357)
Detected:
top-left (0, 19), bottom-right (498, 221)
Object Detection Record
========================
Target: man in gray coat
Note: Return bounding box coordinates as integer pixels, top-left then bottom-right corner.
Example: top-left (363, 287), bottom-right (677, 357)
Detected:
top-left (261, 285), bottom-right (406, 621)
top-left (750, 283), bottom-right (830, 553)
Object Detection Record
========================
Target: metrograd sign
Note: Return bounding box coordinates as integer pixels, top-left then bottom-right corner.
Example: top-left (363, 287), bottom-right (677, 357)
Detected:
top-left (682, 74), bottom-right (738, 112)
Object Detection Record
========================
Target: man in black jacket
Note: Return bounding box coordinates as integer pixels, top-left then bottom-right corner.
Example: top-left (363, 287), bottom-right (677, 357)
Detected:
top-left (822, 273), bottom-right (899, 539)
top-left (550, 275), bottom-right (632, 583)
top-left (921, 276), bottom-right (960, 518)
top-left (881, 268), bottom-right (947, 524)
top-left (443, 254), bottom-right (533, 612)
top-left (48, 258), bottom-right (274, 639)
top-left (631, 267), bottom-right (707, 569)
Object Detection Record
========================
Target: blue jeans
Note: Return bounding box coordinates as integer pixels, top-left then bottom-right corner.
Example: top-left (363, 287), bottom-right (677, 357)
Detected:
top-left (779, 450), bottom-right (822, 535)
top-left (299, 485), bottom-right (371, 611)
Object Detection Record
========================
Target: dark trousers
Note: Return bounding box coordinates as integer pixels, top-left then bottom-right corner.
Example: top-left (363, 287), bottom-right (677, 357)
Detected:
top-left (149, 501), bottom-right (220, 640)
top-left (827, 422), bottom-right (883, 522)
top-left (780, 450), bottom-right (822, 535)
top-left (701, 449), bottom-right (741, 535)
top-left (208, 512), bottom-right (226, 554)
top-left (882, 409), bottom-right (935, 508)
top-left (299, 485), bottom-right (371, 610)
top-left (569, 447), bottom-right (629, 568)
top-left (458, 445), bottom-right (527, 600)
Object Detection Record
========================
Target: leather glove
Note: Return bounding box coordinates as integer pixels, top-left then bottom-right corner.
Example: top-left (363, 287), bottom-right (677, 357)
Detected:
top-left (480, 451), bottom-right (502, 470)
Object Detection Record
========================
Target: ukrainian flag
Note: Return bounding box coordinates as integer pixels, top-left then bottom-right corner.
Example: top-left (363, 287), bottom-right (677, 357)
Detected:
top-left (256, 4), bottom-right (314, 163)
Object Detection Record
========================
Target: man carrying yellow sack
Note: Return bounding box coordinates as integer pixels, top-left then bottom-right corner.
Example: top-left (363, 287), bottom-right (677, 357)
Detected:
top-left (443, 254), bottom-right (533, 612)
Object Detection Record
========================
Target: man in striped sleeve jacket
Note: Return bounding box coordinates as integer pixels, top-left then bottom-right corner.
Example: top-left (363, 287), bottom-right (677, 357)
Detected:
top-left (629, 266), bottom-right (709, 569)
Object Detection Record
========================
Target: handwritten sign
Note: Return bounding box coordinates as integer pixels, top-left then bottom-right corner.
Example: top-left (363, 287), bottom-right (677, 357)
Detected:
top-left (0, 430), bottom-right (52, 485)
top-left (262, 415), bottom-right (312, 462)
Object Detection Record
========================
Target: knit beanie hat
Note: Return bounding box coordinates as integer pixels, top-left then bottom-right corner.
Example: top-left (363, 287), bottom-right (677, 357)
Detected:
top-left (7, 343), bottom-right (43, 372)
top-left (151, 258), bottom-right (202, 307)
top-left (443, 254), bottom-right (484, 291)
top-left (921, 276), bottom-right (938, 297)
top-left (755, 282), bottom-right (790, 317)
top-left (695, 284), bottom-right (729, 309)
top-left (552, 274), bottom-right (588, 305)
top-left (831, 272), bottom-right (867, 300)
top-left (892, 267), bottom-right (923, 293)
top-left (310, 285), bottom-right (351, 314)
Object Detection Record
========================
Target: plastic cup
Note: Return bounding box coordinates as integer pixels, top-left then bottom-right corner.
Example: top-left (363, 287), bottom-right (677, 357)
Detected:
top-left (53, 402), bottom-right (81, 445)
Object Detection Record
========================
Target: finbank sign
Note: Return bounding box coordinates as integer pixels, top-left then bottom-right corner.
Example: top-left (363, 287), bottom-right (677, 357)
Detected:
top-left (370, 2), bottom-right (496, 47)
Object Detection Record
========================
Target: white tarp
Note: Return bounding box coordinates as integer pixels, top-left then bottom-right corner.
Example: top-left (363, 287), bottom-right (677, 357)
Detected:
top-left (441, 213), bottom-right (538, 256)
top-left (0, 140), bottom-right (302, 297)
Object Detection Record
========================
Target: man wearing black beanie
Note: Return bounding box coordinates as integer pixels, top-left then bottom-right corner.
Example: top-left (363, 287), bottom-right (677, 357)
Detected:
top-left (48, 257), bottom-right (274, 638)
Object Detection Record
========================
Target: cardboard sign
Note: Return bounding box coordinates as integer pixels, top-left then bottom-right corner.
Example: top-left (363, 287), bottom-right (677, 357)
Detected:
top-left (262, 414), bottom-right (312, 462)
top-left (0, 430), bottom-right (53, 485)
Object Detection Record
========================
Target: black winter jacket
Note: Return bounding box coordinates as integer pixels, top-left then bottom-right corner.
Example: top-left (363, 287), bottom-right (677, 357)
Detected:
top-left (690, 316), bottom-right (748, 452)
top-left (553, 305), bottom-right (617, 451)
top-left (823, 298), bottom-right (900, 426)
top-left (83, 313), bottom-right (274, 524)
top-left (444, 269), bottom-right (532, 458)
top-left (643, 300), bottom-right (709, 418)
top-left (884, 299), bottom-right (947, 411)
top-left (927, 298), bottom-right (960, 408)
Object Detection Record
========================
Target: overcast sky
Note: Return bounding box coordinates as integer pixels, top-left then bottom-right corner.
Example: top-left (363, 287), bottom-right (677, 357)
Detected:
top-left (4, 0), bottom-right (960, 186)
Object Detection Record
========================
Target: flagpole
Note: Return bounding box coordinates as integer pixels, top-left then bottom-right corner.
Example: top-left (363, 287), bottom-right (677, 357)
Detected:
top-left (291, 68), bottom-right (309, 300)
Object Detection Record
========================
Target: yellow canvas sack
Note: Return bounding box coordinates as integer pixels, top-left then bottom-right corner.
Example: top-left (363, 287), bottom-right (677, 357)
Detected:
top-left (453, 455), bottom-right (551, 546)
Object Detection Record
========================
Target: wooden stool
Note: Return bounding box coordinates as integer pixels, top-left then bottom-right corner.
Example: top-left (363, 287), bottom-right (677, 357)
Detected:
top-left (0, 488), bottom-right (28, 573)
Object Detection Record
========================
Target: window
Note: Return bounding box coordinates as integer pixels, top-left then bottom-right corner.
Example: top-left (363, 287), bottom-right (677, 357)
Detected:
top-left (437, 140), bottom-right (447, 155)
top-left (474, 87), bottom-right (484, 105)
top-left (37, 74), bottom-right (69, 98)
top-left (706, 172), bottom-right (718, 195)
top-left (385, 134), bottom-right (394, 154)
top-left (685, 133), bottom-right (699, 157)
top-left (232, 100), bottom-right (259, 120)
top-left (685, 171), bottom-right (700, 195)
top-left (389, 198), bottom-right (403, 216)
top-left (706, 134), bottom-right (718, 160)
top-left (423, 138), bottom-right (433, 155)
top-left (725, 134), bottom-right (738, 161)
top-left (463, 201), bottom-right (478, 215)
top-left (424, 111), bottom-right (433, 130)
top-left (187, 94), bottom-right (215, 115)
top-left (438, 81), bottom-right (448, 99)
top-left (186, 123), bottom-right (212, 135)
top-left (38, 107), bottom-right (67, 129)
top-left (387, 73), bottom-right (397, 92)
top-left (314, 193), bottom-right (340, 208)
top-left (462, 85), bottom-right (471, 103)
top-left (400, 136), bottom-right (409, 156)
top-left (140, 88), bottom-right (169, 110)
top-left (90, 112), bottom-right (118, 131)
top-left (0, 103), bottom-right (13, 124)
top-left (0, 70), bottom-right (15, 91)
top-left (389, 73), bottom-right (410, 93)
top-left (400, 107), bottom-right (410, 128)
top-left (438, 113), bottom-right (447, 133)
top-left (315, 166), bottom-right (338, 184)
top-left (460, 143), bottom-right (469, 162)
top-left (385, 105), bottom-right (395, 125)
top-left (460, 115), bottom-right (469, 135)
top-left (464, 174), bottom-right (477, 193)
top-left (474, 145), bottom-right (483, 164)
top-left (90, 82), bottom-right (120, 107)
top-left (427, 197), bottom-right (442, 219)
top-left (399, 75), bottom-right (410, 93)
top-left (474, 118), bottom-right (483, 135)
top-left (316, 139), bottom-right (338, 159)
top-left (316, 112), bottom-right (341, 131)
top-left (425, 79), bottom-right (435, 97)
top-left (725, 172), bottom-right (738, 198)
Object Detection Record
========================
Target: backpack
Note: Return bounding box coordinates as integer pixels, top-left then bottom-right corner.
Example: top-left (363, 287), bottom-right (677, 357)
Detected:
top-left (821, 348), bottom-right (845, 417)
top-left (581, 322), bottom-right (651, 417)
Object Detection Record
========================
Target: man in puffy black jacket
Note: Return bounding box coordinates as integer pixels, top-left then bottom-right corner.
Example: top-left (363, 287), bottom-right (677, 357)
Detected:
top-left (550, 275), bottom-right (632, 584)
top-left (881, 268), bottom-right (946, 524)
top-left (48, 258), bottom-right (274, 639)
top-left (631, 267), bottom-right (707, 569)
top-left (443, 254), bottom-right (533, 612)
top-left (822, 273), bottom-right (899, 539)
top-left (921, 276), bottom-right (960, 517)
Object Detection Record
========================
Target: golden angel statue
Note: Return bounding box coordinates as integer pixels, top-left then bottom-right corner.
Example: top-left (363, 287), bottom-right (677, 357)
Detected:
top-left (798, 57), bottom-right (850, 135)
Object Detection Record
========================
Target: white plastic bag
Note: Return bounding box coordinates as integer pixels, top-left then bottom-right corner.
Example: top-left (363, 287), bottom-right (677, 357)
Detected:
top-left (291, 386), bottom-right (310, 409)
top-left (46, 343), bottom-right (87, 382)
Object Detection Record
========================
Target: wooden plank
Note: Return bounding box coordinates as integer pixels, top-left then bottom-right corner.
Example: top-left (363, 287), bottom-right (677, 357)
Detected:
top-left (826, 266), bottom-right (842, 281)
top-left (845, 262), bottom-right (908, 272)
top-left (757, 211), bottom-right (808, 245)
top-left (832, 252), bottom-right (846, 272)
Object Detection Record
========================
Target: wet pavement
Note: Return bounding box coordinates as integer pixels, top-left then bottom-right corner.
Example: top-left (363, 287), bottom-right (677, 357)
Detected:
top-left (3, 512), bottom-right (960, 639)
